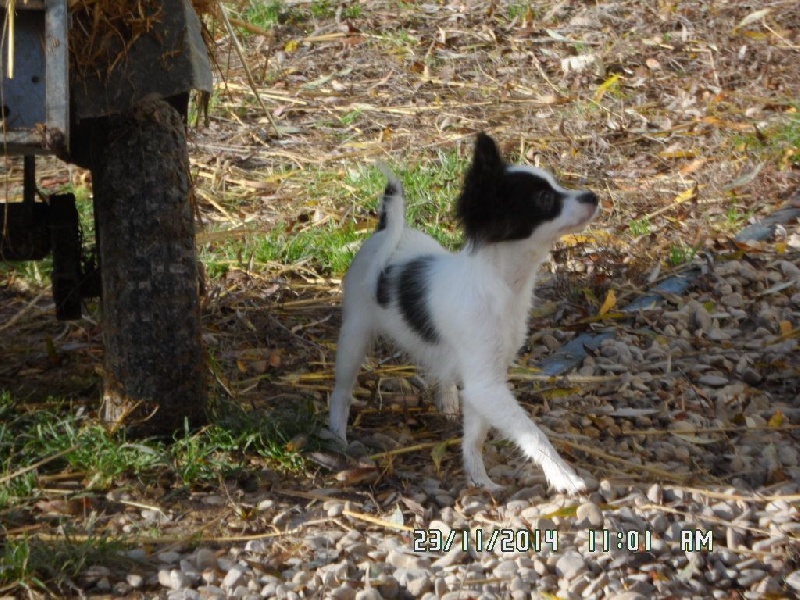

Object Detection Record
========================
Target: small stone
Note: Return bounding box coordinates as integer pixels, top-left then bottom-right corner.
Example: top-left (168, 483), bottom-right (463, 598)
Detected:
top-left (95, 578), bottom-right (112, 592)
top-left (376, 576), bottom-right (401, 600)
top-left (741, 367), bottom-right (762, 385)
top-left (158, 550), bottom-right (182, 564)
top-left (721, 292), bottom-right (743, 308)
top-left (692, 305), bottom-right (712, 331)
top-left (330, 585), bottom-right (357, 600)
top-left (355, 589), bottom-right (384, 600)
top-left (708, 325), bottom-right (731, 341)
top-left (127, 574), bottom-right (145, 589)
top-left (405, 574), bottom-right (433, 597)
top-left (223, 566), bottom-right (247, 589)
top-left (576, 502), bottom-right (603, 527)
top-left (434, 577), bottom-right (447, 597)
top-left (698, 374), bottom-right (728, 387)
top-left (327, 502), bottom-right (345, 517)
top-left (386, 549), bottom-right (429, 570)
top-left (737, 569), bottom-right (766, 587)
top-left (195, 548), bottom-right (218, 571)
top-left (158, 569), bottom-right (187, 591)
top-left (555, 551), bottom-right (586, 579)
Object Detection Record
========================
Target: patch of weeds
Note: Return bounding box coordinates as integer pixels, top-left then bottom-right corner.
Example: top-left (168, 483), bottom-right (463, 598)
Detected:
top-left (0, 533), bottom-right (131, 596)
top-left (310, 0), bottom-right (333, 19)
top-left (629, 217), bottom-right (651, 236)
top-left (240, 0), bottom-right (286, 28)
top-left (171, 397), bottom-right (316, 485)
top-left (721, 204), bottom-right (754, 231)
top-left (342, 4), bottom-right (362, 19)
top-left (378, 29), bottom-right (420, 51)
top-left (667, 242), bottom-right (697, 267)
top-left (0, 394), bottom-right (165, 495)
top-left (250, 222), bottom-right (363, 276)
top-left (731, 109), bottom-right (800, 167)
top-left (339, 107), bottom-right (363, 127)
top-left (774, 109), bottom-right (800, 166)
top-left (506, 2), bottom-right (532, 21)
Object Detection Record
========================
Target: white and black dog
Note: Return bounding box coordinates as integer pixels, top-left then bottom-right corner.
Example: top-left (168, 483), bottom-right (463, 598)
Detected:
top-left (329, 133), bottom-right (598, 493)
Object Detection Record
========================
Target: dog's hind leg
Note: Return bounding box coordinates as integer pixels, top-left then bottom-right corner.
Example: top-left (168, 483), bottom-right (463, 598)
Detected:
top-left (329, 317), bottom-right (372, 443)
top-left (435, 382), bottom-right (461, 416)
top-left (462, 381), bottom-right (586, 494)
top-left (462, 403), bottom-right (501, 491)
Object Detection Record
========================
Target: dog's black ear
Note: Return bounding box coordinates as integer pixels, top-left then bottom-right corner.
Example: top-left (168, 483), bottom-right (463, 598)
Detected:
top-left (457, 133), bottom-right (508, 242)
top-left (472, 133), bottom-right (505, 174)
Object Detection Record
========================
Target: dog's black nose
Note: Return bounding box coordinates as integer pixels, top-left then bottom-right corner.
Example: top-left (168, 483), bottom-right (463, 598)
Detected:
top-left (577, 191), bottom-right (598, 205)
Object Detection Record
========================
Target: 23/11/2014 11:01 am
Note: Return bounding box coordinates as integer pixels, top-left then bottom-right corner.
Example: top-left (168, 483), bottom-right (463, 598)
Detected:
top-left (413, 528), bottom-right (713, 554)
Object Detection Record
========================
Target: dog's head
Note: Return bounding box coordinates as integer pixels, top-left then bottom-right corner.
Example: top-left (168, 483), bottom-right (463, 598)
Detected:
top-left (456, 133), bottom-right (598, 247)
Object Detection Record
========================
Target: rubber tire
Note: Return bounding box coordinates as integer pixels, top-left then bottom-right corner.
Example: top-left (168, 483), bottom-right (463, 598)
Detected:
top-left (91, 97), bottom-right (207, 436)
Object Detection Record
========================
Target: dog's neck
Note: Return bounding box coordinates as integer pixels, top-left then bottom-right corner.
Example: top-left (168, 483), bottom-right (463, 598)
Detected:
top-left (465, 239), bottom-right (550, 299)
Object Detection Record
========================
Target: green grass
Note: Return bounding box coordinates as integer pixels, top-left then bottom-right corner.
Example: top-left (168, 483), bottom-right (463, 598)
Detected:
top-left (0, 390), bottom-right (314, 505)
top-left (1, 534), bottom-right (131, 596)
top-left (506, 2), bottom-right (532, 21)
top-left (200, 149), bottom-right (470, 279)
top-left (241, 0), bottom-right (286, 28)
top-left (237, 0), bottom-right (361, 30)
top-left (667, 241), bottom-right (699, 267)
top-left (629, 217), bottom-right (651, 236)
top-left (731, 108), bottom-right (800, 166)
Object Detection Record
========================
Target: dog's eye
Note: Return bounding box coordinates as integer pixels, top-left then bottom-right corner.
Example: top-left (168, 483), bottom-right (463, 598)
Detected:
top-left (539, 191), bottom-right (556, 211)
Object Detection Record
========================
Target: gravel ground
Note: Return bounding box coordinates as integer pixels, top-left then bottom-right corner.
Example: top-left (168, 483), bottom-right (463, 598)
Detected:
top-left (76, 228), bottom-right (799, 599)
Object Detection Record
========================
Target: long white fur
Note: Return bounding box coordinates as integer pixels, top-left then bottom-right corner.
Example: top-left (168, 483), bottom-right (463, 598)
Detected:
top-left (329, 158), bottom-right (597, 494)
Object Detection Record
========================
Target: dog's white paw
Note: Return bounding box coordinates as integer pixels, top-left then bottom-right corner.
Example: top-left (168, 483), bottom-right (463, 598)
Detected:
top-left (548, 470), bottom-right (587, 495)
top-left (469, 475), bottom-right (504, 493)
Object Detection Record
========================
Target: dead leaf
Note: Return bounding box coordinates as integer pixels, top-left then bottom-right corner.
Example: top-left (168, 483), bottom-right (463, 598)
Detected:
top-left (285, 434), bottom-right (308, 452)
top-left (733, 8), bottom-right (771, 32)
top-left (724, 162), bottom-right (765, 191)
top-left (431, 440), bottom-right (449, 476)
top-left (768, 411), bottom-right (784, 428)
top-left (594, 74), bottom-right (621, 102)
top-left (335, 466), bottom-right (379, 485)
top-left (779, 320), bottom-right (793, 337)
top-left (598, 289), bottom-right (617, 316)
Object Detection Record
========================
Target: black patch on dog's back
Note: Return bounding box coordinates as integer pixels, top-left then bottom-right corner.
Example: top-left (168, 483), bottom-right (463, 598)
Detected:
top-left (376, 266), bottom-right (394, 307)
top-left (398, 255), bottom-right (439, 343)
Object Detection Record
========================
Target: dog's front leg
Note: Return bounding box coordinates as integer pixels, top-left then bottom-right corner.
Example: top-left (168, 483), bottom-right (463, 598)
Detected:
top-left (462, 381), bottom-right (586, 494)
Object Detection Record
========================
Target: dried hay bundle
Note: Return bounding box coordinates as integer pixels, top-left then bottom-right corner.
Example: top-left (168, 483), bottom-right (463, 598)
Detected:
top-left (68, 0), bottom-right (214, 81)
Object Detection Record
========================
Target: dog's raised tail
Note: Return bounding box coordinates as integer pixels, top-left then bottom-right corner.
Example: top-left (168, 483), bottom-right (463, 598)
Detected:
top-left (375, 162), bottom-right (405, 250)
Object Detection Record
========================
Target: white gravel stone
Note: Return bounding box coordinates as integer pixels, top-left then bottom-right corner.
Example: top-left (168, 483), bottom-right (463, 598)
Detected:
top-left (786, 570), bottom-right (800, 591)
top-left (555, 551), bottom-right (587, 579)
top-left (576, 501), bottom-right (604, 527)
top-left (158, 568), bottom-right (187, 591)
top-left (223, 566), bottom-right (247, 589)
